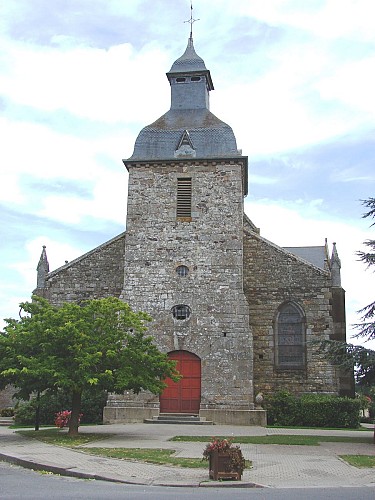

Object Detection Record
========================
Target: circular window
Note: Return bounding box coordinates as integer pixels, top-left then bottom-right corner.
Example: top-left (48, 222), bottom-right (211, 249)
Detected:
top-left (176, 265), bottom-right (189, 277)
top-left (171, 304), bottom-right (191, 320)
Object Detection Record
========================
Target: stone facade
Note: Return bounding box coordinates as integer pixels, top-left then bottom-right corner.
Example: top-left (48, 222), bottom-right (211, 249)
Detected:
top-left (37, 233), bottom-right (125, 305)
top-left (120, 159), bottom-right (253, 414)
top-left (244, 222), bottom-right (339, 397)
top-left (21, 35), bottom-right (354, 423)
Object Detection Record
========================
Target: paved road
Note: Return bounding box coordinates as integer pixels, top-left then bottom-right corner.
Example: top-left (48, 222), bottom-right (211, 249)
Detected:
top-left (2, 461), bottom-right (375, 500)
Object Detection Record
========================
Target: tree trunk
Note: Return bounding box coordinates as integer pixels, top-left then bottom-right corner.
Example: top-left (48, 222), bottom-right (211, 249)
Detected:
top-left (68, 390), bottom-right (82, 436)
top-left (34, 391), bottom-right (40, 431)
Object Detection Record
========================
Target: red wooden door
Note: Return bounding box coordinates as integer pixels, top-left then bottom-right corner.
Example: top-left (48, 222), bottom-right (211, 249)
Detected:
top-left (160, 351), bottom-right (201, 414)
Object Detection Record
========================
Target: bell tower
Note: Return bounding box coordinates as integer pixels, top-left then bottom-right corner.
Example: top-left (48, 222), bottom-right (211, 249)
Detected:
top-left (105, 32), bottom-right (263, 425)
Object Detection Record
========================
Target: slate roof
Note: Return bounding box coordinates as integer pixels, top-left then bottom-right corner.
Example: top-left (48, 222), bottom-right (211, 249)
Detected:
top-left (129, 109), bottom-right (239, 160)
top-left (168, 37), bottom-right (207, 73)
top-left (283, 246), bottom-right (328, 270)
top-left (126, 37), bottom-right (240, 162)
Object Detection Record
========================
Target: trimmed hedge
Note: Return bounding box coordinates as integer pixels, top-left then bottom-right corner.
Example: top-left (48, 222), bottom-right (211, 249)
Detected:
top-left (14, 389), bottom-right (107, 426)
top-left (265, 390), bottom-right (361, 428)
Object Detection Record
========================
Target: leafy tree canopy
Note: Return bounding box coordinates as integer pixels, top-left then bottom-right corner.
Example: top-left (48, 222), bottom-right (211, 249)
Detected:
top-left (0, 296), bottom-right (179, 434)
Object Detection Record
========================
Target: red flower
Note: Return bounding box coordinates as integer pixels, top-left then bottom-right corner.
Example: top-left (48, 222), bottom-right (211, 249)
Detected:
top-left (54, 410), bottom-right (83, 428)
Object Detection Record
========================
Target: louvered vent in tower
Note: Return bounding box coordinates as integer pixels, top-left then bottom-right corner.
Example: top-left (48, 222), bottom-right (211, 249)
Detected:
top-left (177, 178), bottom-right (192, 218)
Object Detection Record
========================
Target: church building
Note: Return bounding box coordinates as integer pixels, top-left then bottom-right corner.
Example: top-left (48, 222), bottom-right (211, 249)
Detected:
top-left (34, 34), bottom-right (352, 425)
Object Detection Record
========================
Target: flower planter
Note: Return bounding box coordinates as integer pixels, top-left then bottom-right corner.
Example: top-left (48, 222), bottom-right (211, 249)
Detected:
top-left (208, 450), bottom-right (242, 481)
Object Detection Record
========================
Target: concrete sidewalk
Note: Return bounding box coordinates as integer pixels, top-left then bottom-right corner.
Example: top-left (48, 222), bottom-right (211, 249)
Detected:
top-left (0, 423), bottom-right (374, 488)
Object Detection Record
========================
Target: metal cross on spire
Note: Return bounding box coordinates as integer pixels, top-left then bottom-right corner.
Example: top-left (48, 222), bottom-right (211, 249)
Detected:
top-left (184, 1), bottom-right (199, 39)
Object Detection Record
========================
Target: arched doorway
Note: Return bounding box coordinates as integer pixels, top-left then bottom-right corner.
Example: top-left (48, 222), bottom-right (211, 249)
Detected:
top-left (160, 350), bottom-right (201, 414)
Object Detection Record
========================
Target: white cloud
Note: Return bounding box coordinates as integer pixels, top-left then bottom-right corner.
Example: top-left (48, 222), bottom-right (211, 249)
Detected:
top-left (0, 116), bottom-right (132, 225)
top-left (0, 38), bottom-right (170, 124)
top-left (0, 117), bottom-right (100, 181)
top-left (236, 0), bottom-right (375, 42)
top-left (38, 171), bottom-right (127, 225)
top-left (0, 173), bottom-right (24, 204)
top-left (316, 56), bottom-right (375, 115)
top-left (331, 167), bottom-right (375, 183)
top-left (213, 78), bottom-right (354, 157)
top-left (205, 1), bottom-right (375, 157)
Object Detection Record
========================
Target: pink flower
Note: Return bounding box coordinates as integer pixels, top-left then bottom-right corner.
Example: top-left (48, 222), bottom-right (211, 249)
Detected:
top-left (54, 410), bottom-right (83, 428)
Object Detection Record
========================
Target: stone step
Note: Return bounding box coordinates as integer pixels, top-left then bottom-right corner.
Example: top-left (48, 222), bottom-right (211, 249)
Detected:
top-left (157, 413), bottom-right (201, 421)
top-left (144, 418), bottom-right (214, 425)
top-left (0, 417), bottom-right (14, 426)
top-left (144, 413), bottom-right (214, 425)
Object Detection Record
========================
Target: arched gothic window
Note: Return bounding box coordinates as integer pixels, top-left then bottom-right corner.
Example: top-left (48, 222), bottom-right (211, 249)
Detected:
top-left (275, 302), bottom-right (306, 368)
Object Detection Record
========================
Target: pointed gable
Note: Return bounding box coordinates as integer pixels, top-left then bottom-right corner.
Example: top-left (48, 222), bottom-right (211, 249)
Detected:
top-left (174, 129), bottom-right (196, 158)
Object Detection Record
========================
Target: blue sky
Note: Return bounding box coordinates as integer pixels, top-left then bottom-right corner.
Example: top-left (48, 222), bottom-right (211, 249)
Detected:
top-left (0, 0), bottom-right (374, 348)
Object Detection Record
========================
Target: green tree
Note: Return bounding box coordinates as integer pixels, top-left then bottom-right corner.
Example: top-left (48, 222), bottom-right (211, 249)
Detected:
top-left (320, 198), bottom-right (375, 387)
top-left (0, 296), bottom-right (179, 435)
top-left (355, 198), bottom-right (375, 345)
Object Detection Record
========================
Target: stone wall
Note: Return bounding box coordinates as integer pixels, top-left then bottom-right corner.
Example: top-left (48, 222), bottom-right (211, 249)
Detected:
top-left (243, 222), bottom-right (339, 397)
top-left (39, 233), bottom-right (125, 305)
top-left (0, 385), bottom-right (16, 410)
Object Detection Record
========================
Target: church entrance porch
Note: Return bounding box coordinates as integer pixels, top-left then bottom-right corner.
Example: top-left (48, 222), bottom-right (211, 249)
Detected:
top-left (160, 350), bottom-right (201, 414)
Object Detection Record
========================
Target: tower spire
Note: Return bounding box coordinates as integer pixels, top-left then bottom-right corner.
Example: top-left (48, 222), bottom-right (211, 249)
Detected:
top-left (330, 242), bottom-right (342, 287)
top-left (184, 1), bottom-right (199, 39)
top-left (36, 245), bottom-right (49, 289)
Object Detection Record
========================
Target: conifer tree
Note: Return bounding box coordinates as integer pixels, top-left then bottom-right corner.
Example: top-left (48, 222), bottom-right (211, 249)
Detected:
top-left (320, 198), bottom-right (375, 387)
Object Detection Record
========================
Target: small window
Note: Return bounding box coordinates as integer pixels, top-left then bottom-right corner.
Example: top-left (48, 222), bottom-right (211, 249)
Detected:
top-left (177, 178), bottom-right (192, 218)
top-left (275, 302), bottom-right (306, 368)
top-left (172, 304), bottom-right (191, 320)
top-left (191, 76), bottom-right (201, 82)
top-left (176, 77), bottom-right (186, 83)
top-left (176, 265), bottom-right (189, 277)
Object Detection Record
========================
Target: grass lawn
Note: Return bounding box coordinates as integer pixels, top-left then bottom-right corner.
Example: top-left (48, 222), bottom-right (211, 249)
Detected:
top-left (15, 429), bottom-right (252, 469)
top-left (339, 455), bottom-right (375, 468)
top-left (83, 448), bottom-right (252, 469)
top-left (170, 435), bottom-right (374, 446)
top-left (83, 447), bottom-right (208, 468)
top-left (17, 429), bottom-right (113, 447)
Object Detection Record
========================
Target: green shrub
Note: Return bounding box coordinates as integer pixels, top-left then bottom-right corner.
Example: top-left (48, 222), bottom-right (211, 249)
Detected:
top-left (264, 390), bottom-right (300, 426)
top-left (79, 389), bottom-right (108, 424)
top-left (15, 394), bottom-right (58, 425)
top-left (14, 389), bottom-right (107, 426)
top-left (265, 391), bottom-right (361, 428)
top-left (0, 407), bottom-right (14, 417)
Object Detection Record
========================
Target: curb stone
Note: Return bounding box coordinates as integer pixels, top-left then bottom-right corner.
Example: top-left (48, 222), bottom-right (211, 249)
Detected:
top-left (0, 451), bottom-right (264, 488)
